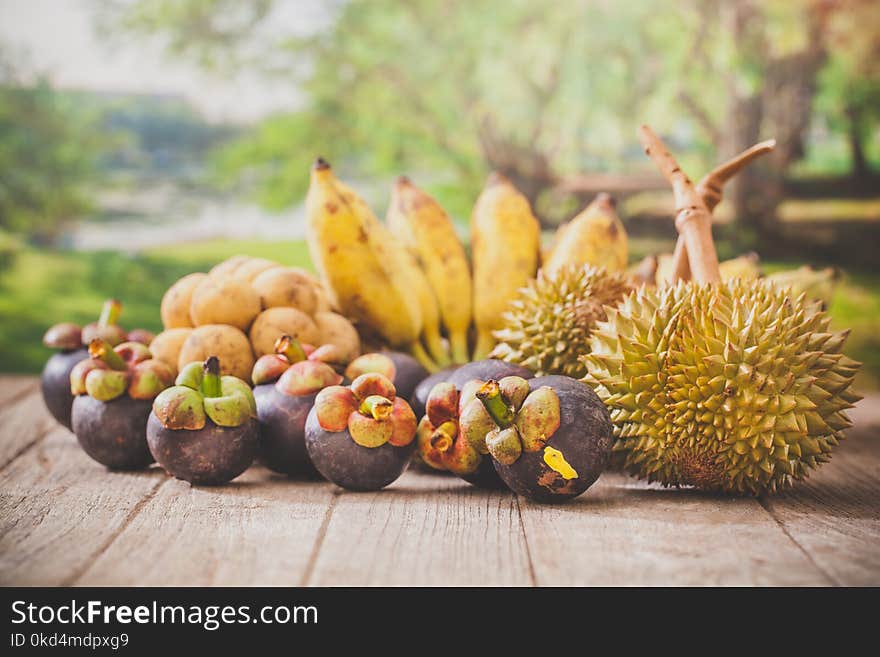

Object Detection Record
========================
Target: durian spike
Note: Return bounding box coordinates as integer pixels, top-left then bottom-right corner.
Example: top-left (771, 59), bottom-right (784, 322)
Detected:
top-left (637, 124), bottom-right (720, 284)
top-left (668, 139), bottom-right (776, 283)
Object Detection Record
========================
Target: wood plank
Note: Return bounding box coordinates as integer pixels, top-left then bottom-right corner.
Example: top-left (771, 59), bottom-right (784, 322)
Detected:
top-left (0, 376), bottom-right (39, 409)
top-left (0, 426), bottom-right (164, 585)
top-left (518, 472), bottom-right (833, 586)
top-left (306, 469), bottom-right (533, 586)
top-left (758, 401), bottom-right (880, 586)
top-left (0, 389), bottom-right (58, 470)
top-left (76, 468), bottom-right (336, 586)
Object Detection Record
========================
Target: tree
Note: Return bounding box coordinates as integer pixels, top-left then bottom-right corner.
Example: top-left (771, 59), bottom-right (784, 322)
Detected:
top-left (0, 51), bottom-right (104, 241)
top-left (99, 0), bottom-right (880, 235)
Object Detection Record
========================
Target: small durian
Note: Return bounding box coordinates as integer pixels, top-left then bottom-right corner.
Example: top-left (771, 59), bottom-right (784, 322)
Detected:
top-left (490, 265), bottom-right (632, 379)
top-left (583, 279), bottom-right (861, 495)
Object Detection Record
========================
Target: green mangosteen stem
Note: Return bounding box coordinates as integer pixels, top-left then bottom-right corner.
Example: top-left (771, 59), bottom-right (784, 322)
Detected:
top-left (98, 299), bottom-right (122, 327)
top-left (476, 380), bottom-right (515, 429)
top-left (201, 357), bottom-right (222, 398)
top-left (275, 334), bottom-right (307, 364)
top-left (88, 339), bottom-right (127, 371)
top-left (359, 395), bottom-right (393, 421)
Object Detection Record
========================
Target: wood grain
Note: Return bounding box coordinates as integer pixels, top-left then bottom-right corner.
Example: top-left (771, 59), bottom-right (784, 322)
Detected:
top-left (0, 377), bottom-right (877, 587)
top-left (0, 376), bottom-right (39, 408)
top-left (0, 389), bottom-right (57, 469)
top-left (518, 472), bottom-right (833, 586)
top-left (759, 420), bottom-right (880, 586)
top-left (0, 426), bottom-right (163, 585)
top-left (306, 469), bottom-right (533, 586)
top-left (76, 469), bottom-right (336, 586)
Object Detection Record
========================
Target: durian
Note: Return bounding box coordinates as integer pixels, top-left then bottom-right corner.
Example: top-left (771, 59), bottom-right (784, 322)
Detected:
top-left (583, 279), bottom-right (862, 495)
top-left (490, 265), bottom-right (632, 379)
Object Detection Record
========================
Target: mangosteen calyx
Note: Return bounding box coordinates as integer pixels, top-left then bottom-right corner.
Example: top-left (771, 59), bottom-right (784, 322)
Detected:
top-left (43, 298), bottom-right (133, 354)
top-left (153, 357), bottom-right (257, 430)
top-left (252, 335), bottom-right (344, 392)
top-left (416, 381), bottom-right (482, 475)
top-left (43, 322), bottom-right (83, 352)
top-left (69, 339), bottom-right (174, 402)
top-left (470, 377), bottom-right (568, 476)
top-left (313, 373), bottom-right (417, 449)
top-left (81, 299), bottom-right (128, 347)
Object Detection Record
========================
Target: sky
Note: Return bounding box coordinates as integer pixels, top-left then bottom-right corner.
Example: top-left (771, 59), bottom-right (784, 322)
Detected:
top-left (0, 0), bottom-right (320, 123)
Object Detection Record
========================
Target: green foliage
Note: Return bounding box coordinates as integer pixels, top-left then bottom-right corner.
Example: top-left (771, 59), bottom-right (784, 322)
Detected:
top-left (0, 79), bottom-right (105, 239)
top-left (0, 239), bottom-right (312, 374)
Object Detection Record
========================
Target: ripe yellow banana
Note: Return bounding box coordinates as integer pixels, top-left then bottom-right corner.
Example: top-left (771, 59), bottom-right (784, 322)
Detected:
top-left (387, 177), bottom-right (472, 363)
top-left (542, 192), bottom-right (628, 275)
top-left (306, 159), bottom-right (424, 359)
top-left (718, 252), bottom-right (761, 281)
top-left (471, 172), bottom-right (540, 360)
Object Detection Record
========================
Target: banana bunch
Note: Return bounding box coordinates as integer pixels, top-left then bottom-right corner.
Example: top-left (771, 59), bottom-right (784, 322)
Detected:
top-left (306, 159), bottom-right (435, 369)
top-left (470, 173), bottom-right (541, 359)
top-left (543, 192), bottom-right (628, 275)
top-left (387, 177), bottom-right (471, 364)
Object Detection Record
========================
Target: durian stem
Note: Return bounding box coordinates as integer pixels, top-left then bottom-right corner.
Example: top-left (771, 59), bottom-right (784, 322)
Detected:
top-left (359, 395), bottom-right (393, 420)
top-left (670, 139), bottom-right (776, 282)
top-left (637, 125), bottom-right (720, 284)
top-left (88, 339), bottom-right (126, 371)
top-left (449, 331), bottom-right (470, 364)
top-left (201, 356), bottom-right (222, 398)
top-left (476, 380), bottom-right (515, 429)
top-left (98, 299), bottom-right (122, 327)
top-left (430, 421), bottom-right (457, 452)
top-left (275, 334), bottom-right (307, 364)
top-left (410, 342), bottom-right (439, 373)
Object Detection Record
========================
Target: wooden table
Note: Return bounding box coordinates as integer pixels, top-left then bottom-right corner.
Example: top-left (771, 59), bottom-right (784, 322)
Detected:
top-left (1, 375), bottom-right (878, 586)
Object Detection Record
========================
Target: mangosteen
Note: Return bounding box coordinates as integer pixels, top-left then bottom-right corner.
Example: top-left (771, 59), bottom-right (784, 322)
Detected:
top-left (305, 372), bottom-right (418, 491)
top-left (445, 359), bottom-right (533, 390)
top-left (251, 335), bottom-right (343, 477)
top-left (344, 351), bottom-right (429, 402)
top-left (470, 375), bottom-right (613, 503)
top-left (411, 364), bottom-right (461, 420)
top-left (41, 299), bottom-right (151, 429)
top-left (148, 357), bottom-right (259, 485)
top-left (416, 379), bottom-right (507, 489)
top-left (41, 323), bottom-right (87, 430)
top-left (70, 338), bottom-right (175, 470)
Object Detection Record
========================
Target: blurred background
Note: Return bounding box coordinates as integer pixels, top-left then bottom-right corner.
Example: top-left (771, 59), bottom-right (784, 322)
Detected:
top-left (0, 0), bottom-right (878, 387)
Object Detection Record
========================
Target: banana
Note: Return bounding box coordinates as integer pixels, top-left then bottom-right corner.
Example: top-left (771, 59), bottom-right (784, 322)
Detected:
top-left (765, 265), bottom-right (838, 308)
top-left (718, 252), bottom-right (761, 281)
top-left (542, 192), bottom-right (628, 275)
top-left (306, 159), bottom-right (424, 359)
top-left (387, 177), bottom-right (472, 363)
top-left (471, 172), bottom-right (541, 360)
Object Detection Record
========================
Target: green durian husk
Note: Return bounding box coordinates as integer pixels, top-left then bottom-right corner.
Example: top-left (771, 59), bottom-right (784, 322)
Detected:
top-left (491, 265), bottom-right (632, 379)
top-left (582, 279), bottom-right (862, 496)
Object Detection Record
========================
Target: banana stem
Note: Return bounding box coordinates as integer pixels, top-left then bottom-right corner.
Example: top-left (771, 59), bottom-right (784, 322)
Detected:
top-left (422, 328), bottom-right (451, 368)
top-left (670, 139), bottom-right (776, 283)
top-left (637, 125), bottom-right (720, 284)
top-left (88, 339), bottom-right (126, 371)
top-left (275, 334), bottom-right (307, 364)
top-left (201, 357), bottom-right (222, 398)
top-left (449, 331), bottom-right (470, 364)
top-left (476, 380), bottom-right (515, 429)
top-left (473, 330), bottom-right (495, 361)
top-left (410, 342), bottom-right (439, 373)
top-left (98, 299), bottom-right (122, 327)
